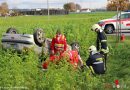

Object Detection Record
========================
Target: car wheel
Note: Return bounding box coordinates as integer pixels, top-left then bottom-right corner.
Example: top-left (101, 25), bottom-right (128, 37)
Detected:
top-left (105, 25), bottom-right (114, 34)
top-left (33, 28), bottom-right (45, 47)
top-left (6, 28), bottom-right (18, 34)
top-left (71, 42), bottom-right (80, 52)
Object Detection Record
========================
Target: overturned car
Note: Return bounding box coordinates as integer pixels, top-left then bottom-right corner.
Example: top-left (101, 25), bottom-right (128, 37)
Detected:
top-left (1, 28), bottom-right (76, 55)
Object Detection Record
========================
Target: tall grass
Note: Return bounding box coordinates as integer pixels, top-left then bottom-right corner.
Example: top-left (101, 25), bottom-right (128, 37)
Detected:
top-left (0, 12), bottom-right (130, 89)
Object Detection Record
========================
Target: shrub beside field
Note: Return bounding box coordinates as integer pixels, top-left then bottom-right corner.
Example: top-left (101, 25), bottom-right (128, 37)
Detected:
top-left (0, 12), bottom-right (130, 89)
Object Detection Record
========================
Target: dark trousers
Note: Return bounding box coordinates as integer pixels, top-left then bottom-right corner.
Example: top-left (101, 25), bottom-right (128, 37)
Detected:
top-left (100, 51), bottom-right (108, 71)
top-left (92, 63), bottom-right (105, 74)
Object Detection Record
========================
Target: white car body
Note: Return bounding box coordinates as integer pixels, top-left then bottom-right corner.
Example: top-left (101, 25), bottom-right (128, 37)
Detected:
top-left (2, 34), bottom-right (44, 54)
top-left (98, 12), bottom-right (130, 33)
top-left (1, 33), bottom-right (72, 54)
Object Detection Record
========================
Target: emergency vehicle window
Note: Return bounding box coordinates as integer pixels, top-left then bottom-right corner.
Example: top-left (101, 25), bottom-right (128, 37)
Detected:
top-left (128, 13), bottom-right (130, 18)
top-left (120, 14), bottom-right (129, 19)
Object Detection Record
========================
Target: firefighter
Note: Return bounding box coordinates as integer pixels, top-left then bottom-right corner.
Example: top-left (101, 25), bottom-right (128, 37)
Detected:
top-left (91, 24), bottom-right (109, 70)
top-left (50, 29), bottom-right (67, 56)
top-left (86, 45), bottom-right (105, 74)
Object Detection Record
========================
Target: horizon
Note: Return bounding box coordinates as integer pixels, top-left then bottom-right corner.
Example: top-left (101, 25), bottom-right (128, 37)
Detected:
top-left (0, 0), bottom-right (107, 9)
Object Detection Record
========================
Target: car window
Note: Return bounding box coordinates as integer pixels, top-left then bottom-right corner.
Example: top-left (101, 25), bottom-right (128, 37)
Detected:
top-left (120, 13), bottom-right (130, 19)
top-left (128, 13), bottom-right (130, 18)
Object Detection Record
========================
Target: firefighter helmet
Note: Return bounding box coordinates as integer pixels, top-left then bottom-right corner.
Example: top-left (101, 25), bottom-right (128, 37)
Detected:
top-left (88, 45), bottom-right (97, 53)
top-left (91, 24), bottom-right (101, 31)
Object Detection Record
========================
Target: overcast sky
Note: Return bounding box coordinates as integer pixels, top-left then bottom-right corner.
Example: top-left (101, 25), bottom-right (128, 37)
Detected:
top-left (0, 0), bottom-right (107, 9)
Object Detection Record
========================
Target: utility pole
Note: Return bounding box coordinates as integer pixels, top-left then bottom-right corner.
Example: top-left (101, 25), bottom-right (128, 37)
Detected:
top-left (115, 0), bottom-right (121, 43)
top-left (116, 5), bottom-right (119, 42)
top-left (119, 1), bottom-right (122, 42)
top-left (47, 0), bottom-right (49, 20)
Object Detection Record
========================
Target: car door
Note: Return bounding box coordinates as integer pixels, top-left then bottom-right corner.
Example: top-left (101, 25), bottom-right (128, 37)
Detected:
top-left (124, 13), bottom-right (130, 29)
top-left (120, 13), bottom-right (130, 30)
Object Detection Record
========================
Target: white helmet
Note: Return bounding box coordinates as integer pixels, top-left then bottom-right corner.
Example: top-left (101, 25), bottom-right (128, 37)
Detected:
top-left (88, 45), bottom-right (97, 53)
top-left (91, 24), bottom-right (101, 31)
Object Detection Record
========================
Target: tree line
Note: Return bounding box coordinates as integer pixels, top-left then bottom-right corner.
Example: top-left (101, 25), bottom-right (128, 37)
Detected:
top-left (107, 0), bottom-right (130, 11)
top-left (1, 0), bottom-right (130, 17)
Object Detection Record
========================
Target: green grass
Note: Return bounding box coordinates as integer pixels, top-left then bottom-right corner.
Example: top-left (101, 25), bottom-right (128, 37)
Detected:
top-left (0, 12), bottom-right (130, 90)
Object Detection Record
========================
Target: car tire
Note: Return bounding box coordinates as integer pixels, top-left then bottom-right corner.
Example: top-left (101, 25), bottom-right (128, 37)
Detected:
top-left (105, 25), bottom-right (114, 34)
top-left (6, 28), bottom-right (18, 34)
top-left (33, 28), bottom-right (45, 47)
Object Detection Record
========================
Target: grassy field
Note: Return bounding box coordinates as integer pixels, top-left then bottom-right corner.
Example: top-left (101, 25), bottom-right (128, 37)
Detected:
top-left (0, 12), bottom-right (130, 90)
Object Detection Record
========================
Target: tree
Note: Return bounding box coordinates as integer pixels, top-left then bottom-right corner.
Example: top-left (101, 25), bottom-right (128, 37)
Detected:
top-left (0, 2), bottom-right (9, 16)
top-left (63, 3), bottom-right (70, 11)
top-left (107, 0), bottom-right (129, 11)
top-left (76, 4), bottom-right (81, 10)
top-left (69, 2), bottom-right (76, 12)
top-left (128, 3), bottom-right (130, 10)
top-left (63, 2), bottom-right (81, 12)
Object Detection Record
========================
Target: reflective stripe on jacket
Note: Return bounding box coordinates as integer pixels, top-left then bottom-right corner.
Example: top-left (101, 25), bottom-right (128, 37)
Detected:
top-left (50, 34), bottom-right (67, 53)
top-left (54, 43), bottom-right (64, 50)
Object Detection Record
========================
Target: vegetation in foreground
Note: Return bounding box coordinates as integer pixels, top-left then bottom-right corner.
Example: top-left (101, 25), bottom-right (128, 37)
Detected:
top-left (0, 12), bottom-right (130, 90)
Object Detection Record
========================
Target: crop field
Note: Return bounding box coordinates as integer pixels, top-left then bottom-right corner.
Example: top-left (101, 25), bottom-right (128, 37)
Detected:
top-left (0, 12), bottom-right (130, 90)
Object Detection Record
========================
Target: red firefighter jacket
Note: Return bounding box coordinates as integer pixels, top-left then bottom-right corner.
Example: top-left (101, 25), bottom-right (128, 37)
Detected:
top-left (50, 34), bottom-right (67, 54)
top-left (68, 50), bottom-right (79, 66)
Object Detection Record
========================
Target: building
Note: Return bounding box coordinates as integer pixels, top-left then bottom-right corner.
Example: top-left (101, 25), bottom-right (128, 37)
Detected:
top-left (81, 8), bottom-right (92, 13)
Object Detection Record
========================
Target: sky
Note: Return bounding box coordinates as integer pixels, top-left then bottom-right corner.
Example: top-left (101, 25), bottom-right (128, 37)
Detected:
top-left (0, 0), bottom-right (107, 9)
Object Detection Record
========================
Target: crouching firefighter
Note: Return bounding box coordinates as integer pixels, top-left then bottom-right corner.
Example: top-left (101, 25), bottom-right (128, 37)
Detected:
top-left (86, 45), bottom-right (105, 74)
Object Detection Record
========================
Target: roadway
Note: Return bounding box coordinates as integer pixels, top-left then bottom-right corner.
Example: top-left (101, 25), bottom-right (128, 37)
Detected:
top-left (106, 30), bottom-right (130, 36)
